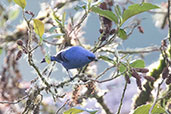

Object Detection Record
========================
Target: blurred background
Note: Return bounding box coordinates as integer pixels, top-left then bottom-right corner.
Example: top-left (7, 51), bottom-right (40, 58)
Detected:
top-left (0, 0), bottom-right (169, 114)
top-left (0, 0), bottom-right (167, 79)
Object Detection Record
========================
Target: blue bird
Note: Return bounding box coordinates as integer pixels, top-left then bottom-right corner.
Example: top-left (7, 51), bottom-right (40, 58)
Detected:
top-left (41, 46), bottom-right (97, 78)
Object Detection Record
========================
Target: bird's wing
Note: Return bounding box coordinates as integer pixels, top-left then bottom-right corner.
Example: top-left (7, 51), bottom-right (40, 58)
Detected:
top-left (62, 46), bottom-right (87, 62)
top-left (56, 52), bottom-right (69, 63)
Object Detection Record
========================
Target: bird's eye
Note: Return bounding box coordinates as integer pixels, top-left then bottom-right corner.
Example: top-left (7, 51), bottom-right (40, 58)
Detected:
top-left (87, 56), bottom-right (95, 61)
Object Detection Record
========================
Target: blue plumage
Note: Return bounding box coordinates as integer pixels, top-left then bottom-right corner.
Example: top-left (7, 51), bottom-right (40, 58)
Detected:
top-left (41, 46), bottom-right (97, 71)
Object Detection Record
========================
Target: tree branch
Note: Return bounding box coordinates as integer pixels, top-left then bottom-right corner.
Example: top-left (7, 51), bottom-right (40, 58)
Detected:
top-left (116, 82), bottom-right (128, 114)
top-left (149, 79), bottom-right (164, 114)
top-left (0, 95), bottom-right (28, 104)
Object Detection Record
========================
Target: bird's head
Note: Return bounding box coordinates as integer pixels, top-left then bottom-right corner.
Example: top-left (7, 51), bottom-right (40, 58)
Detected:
top-left (87, 55), bottom-right (98, 62)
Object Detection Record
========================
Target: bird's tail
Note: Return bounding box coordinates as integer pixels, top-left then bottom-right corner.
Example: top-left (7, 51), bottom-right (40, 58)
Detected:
top-left (41, 56), bottom-right (57, 63)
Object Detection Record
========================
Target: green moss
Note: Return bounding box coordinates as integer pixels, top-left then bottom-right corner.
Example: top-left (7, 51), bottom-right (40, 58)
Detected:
top-left (134, 45), bottom-right (171, 108)
top-left (160, 85), bottom-right (171, 108)
top-left (133, 57), bottom-right (166, 108)
top-left (133, 46), bottom-right (171, 109)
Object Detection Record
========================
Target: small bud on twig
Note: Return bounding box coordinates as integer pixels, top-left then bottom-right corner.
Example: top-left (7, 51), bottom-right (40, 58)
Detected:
top-left (161, 39), bottom-right (167, 47)
top-left (103, 17), bottom-right (112, 28)
top-left (1, 67), bottom-right (7, 81)
top-left (125, 74), bottom-right (131, 84)
top-left (99, 29), bottom-right (103, 34)
top-left (131, 69), bottom-right (141, 80)
top-left (99, 2), bottom-right (107, 10)
top-left (25, 10), bottom-right (34, 17)
top-left (166, 74), bottom-right (171, 85)
top-left (17, 40), bottom-right (23, 46)
top-left (16, 50), bottom-right (23, 61)
top-left (136, 79), bottom-right (142, 90)
top-left (110, 29), bottom-right (116, 35)
top-left (144, 76), bottom-right (155, 82)
top-left (22, 48), bottom-right (28, 54)
top-left (138, 26), bottom-right (144, 34)
top-left (101, 36), bottom-right (107, 41)
top-left (135, 68), bottom-right (149, 73)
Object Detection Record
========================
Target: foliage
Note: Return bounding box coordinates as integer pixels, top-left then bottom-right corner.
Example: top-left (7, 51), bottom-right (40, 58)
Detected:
top-left (13, 0), bottom-right (26, 9)
top-left (132, 104), bottom-right (166, 114)
top-left (33, 19), bottom-right (45, 44)
top-left (64, 107), bottom-right (97, 114)
top-left (91, 6), bottom-right (118, 24)
top-left (0, 0), bottom-right (170, 114)
top-left (122, 3), bottom-right (159, 24)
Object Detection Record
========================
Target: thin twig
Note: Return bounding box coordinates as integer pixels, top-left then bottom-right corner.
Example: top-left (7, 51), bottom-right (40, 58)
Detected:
top-left (116, 82), bottom-right (128, 114)
top-left (149, 79), bottom-right (164, 114)
top-left (56, 99), bottom-right (69, 114)
top-left (96, 66), bottom-right (115, 79)
top-left (93, 92), bottom-right (113, 114)
top-left (92, 31), bottom-right (118, 53)
top-left (68, 12), bottom-right (88, 37)
top-left (30, 45), bottom-right (39, 52)
top-left (22, 8), bottom-right (50, 87)
top-left (43, 39), bottom-right (61, 46)
top-left (96, 76), bottom-right (118, 83)
top-left (118, 47), bottom-right (160, 54)
top-left (31, 77), bottom-right (39, 84)
top-left (48, 62), bottom-right (56, 78)
top-left (100, 46), bottom-right (160, 54)
top-left (0, 95), bottom-right (28, 104)
top-left (96, 71), bottom-right (126, 83)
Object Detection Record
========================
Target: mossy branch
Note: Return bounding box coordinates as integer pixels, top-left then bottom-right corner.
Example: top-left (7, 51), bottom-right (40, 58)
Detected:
top-left (133, 46), bottom-right (170, 109)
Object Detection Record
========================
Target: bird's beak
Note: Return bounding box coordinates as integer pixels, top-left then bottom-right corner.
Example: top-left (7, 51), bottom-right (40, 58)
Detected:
top-left (94, 58), bottom-right (98, 61)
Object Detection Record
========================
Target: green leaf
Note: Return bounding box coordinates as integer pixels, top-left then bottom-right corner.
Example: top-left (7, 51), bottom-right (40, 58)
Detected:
top-left (33, 19), bottom-right (45, 38)
top-left (117, 29), bottom-right (127, 40)
top-left (39, 37), bottom-right (43, 45)
top-left (45, 54), bottom-right (51, 64)
top-left (87, 0), bottom-right (92, 11)
top-left (119, 63), bottom-right (127, 73)
top-left (13, 0), bottom-right (26, 9)
top-left (62, 12), bottom-right (66, 27)
top-left (122, 3), bottom-right (159, 24)
top-left (115, 5), bottom-right (122, 17)
top-left (91, 6), bottom-right (118, 24)
top-left (64, 108), bottom-right (84, 114)
top-left (0, 48), bottom-right (3, 55)
top-left (64, 107), bottom-right (98, 114)
top-left (98, 55), bottom-right (115, 64)
top-left (115, 5), bottom-right (122, 24)
top-left (133, 104), bottom-right (166, 114)
top-left (89, 110), bottom-right (98, 114)
top-left (130, 59), bottom-right (145, 68)
top-left (52, 11), bottom-right (63, 27)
